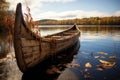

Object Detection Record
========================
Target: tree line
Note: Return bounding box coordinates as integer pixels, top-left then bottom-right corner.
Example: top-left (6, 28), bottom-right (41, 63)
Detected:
top-left (37, 16), bottom-right (120, 25)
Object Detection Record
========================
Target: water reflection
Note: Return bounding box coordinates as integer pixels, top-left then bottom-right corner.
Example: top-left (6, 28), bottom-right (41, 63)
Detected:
top-left (0, 25), bottom-right (120, 80)
top-left (78, 26), bottom-right (120, 42)
top-left (40, 27), bottom-right (69, 36)
top-left (57, 25), bottom-right (120, 80)
top-left (22, 41), bottom-right (80, 80)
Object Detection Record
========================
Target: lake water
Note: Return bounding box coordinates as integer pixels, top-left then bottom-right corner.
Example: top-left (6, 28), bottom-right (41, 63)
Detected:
top-left (0, 25), bottom-right (120, 80)
top-left (41, 25), bottom-right (120, 80)
top-left (58, 25), bottom-right (120, 80)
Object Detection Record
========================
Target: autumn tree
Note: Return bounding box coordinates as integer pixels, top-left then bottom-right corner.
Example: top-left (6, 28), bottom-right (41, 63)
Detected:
top-left (0, 0), bottom-right (14, 34)
top-left (0, 0), bottom-right (10, 25)
top-left (0, 0), bottom-right (14, 54)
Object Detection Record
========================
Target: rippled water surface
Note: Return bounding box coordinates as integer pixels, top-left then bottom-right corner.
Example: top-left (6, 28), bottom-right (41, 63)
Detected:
top-left (0, 25), bottom-right (120, 80)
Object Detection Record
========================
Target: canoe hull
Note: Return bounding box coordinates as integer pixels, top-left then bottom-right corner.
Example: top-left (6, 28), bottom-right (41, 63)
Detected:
top-left (14, 3), bottom-right (80, 73)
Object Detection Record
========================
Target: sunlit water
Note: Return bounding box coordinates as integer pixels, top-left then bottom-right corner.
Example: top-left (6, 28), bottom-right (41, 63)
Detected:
top-left (0, 25), bottom-right (120, 80)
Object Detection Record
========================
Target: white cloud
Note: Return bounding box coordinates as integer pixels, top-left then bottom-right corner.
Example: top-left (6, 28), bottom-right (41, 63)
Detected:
top-left (7, 0), bottom-right (120, 20)
top-left (34, 10), bottom-right (120, 20)
top-left (7, 0), bottom-right (42, 11)
top-left (7, 0), bottom-right (75, 10)
top-left (39, 0), bottom-right (75, 3)
top-left (34, 10), bottom-right (113, 20)
top-left (7, 0), bottom-right (75, 20)
top-left (113, 11), bottom-right (120, 16)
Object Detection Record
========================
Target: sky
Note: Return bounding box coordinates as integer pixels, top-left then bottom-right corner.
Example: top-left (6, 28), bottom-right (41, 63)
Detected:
top-left (7, 0), bottom-right (120, 20)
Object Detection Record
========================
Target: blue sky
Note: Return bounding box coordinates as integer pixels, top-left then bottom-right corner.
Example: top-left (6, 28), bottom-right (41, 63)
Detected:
top-left (41, 0), bottom-right (120, 13)
top-left (8, 0), bottom-right (120, 20)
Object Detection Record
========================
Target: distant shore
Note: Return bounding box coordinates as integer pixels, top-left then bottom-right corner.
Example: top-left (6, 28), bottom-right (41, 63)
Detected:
top-left (36, 16), bottom-right (120, 25)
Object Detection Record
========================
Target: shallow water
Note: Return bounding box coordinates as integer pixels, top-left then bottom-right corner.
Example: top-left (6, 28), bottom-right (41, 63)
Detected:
top-left (0, 25), bottom-right (120, 80)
